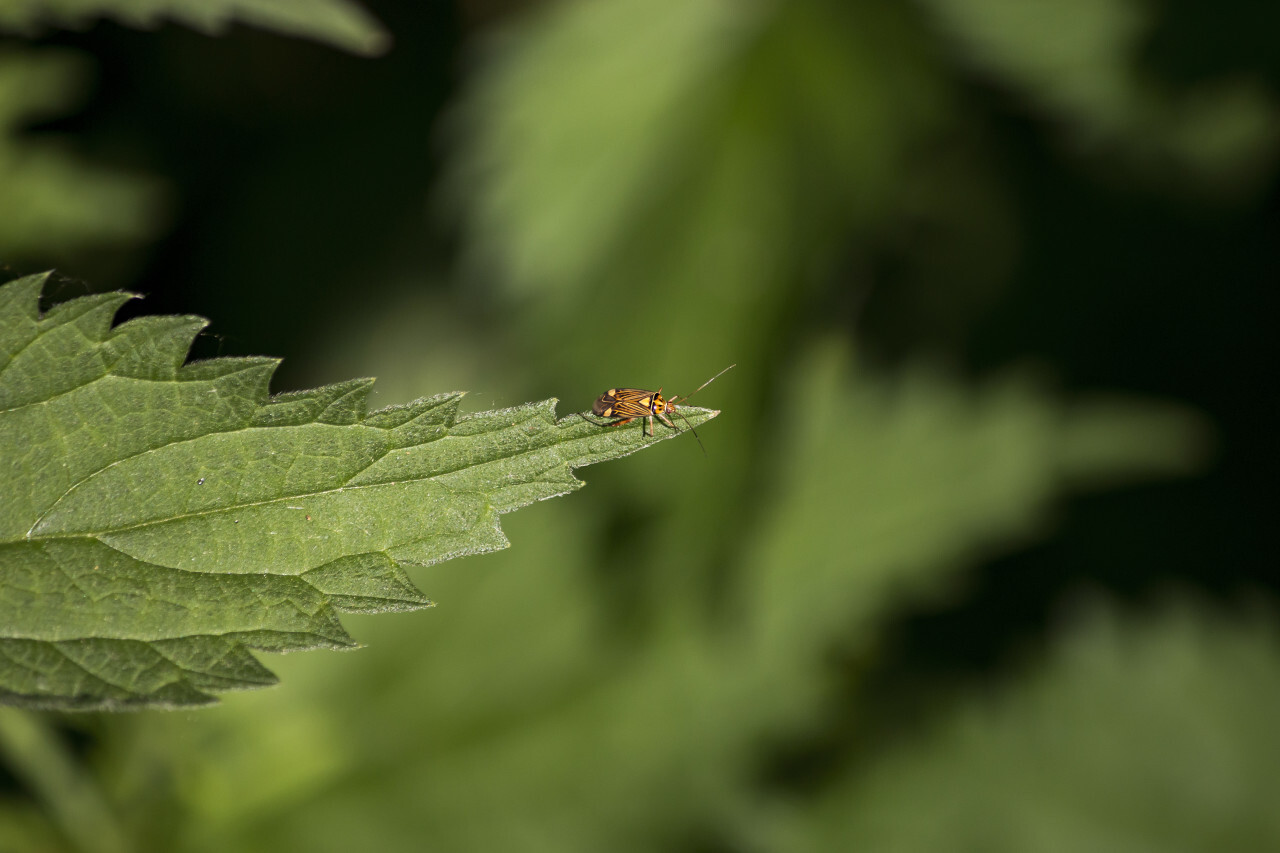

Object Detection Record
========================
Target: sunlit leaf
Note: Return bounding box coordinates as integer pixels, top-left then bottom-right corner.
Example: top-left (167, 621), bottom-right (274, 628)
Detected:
top-left (0, 272), bottom-right (717, 709)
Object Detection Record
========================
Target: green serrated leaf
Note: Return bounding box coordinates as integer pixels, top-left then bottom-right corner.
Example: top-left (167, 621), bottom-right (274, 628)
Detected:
top-left (0, 0), bottom-right (389, 56)
top-left (0, 273), bottom-right (718, 709)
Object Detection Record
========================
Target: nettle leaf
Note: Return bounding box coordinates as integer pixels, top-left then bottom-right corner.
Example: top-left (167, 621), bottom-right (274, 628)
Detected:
top-left (0, 0), bottom-right (390, 57)
top-left (0, 273), bottom-right (717, 710)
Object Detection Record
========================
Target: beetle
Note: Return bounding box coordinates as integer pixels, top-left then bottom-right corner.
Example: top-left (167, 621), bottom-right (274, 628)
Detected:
top-left (584, 364), bottom-right (735, 451)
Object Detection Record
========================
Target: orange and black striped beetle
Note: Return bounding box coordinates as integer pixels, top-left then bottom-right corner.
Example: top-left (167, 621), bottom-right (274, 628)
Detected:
top-left (584, 364), bottom-right (735, 451)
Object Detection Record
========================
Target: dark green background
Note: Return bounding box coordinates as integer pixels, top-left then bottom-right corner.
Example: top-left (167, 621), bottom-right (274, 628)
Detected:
top-left (2, 0), bottom-right (1278, 850)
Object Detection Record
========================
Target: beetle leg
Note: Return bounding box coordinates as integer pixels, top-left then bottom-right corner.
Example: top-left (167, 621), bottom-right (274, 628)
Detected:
top-left (580, 412), bottom-right (636, 429)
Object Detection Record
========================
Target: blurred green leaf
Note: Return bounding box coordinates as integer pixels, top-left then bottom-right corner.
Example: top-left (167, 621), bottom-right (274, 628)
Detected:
top-left (789, 600), bottom-right (1280, 852)
top-left (0, 48), bottom-right (164, 261)
top-left (0, 798), bottom-right (65, 853)
top-left (918, 0), bottom-right (1280, 191)
top-left (449, 0), bottom-right (945, 303)
top-left (0, 0), bottom-right (389, 55)
top-left (0, 706), bottom-right (128, 853)
top-left (737, 338), bottom-right (1211, 727)
top-left (0, 272), bottom-right (718, 710)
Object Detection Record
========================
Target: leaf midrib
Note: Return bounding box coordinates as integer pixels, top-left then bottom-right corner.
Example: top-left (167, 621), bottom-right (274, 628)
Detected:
top-left (23, 408), bottom-right (597, 541)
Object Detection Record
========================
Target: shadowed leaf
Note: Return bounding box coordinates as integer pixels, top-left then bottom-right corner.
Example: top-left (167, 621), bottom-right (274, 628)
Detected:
top-left (0, 0), bottom-right (390, 56)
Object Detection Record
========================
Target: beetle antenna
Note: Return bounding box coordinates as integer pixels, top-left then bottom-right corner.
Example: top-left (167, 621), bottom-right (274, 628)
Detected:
top-left (669, 363), bottom-right (734, 455)
top-left (673, 406), bottom-right (707, 455)
top-left (671, 363), bottom-right (736, 406)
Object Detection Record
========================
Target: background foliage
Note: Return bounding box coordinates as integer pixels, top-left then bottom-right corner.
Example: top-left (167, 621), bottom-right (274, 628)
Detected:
top-left (1, 0), bottom-right (1277, 850)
